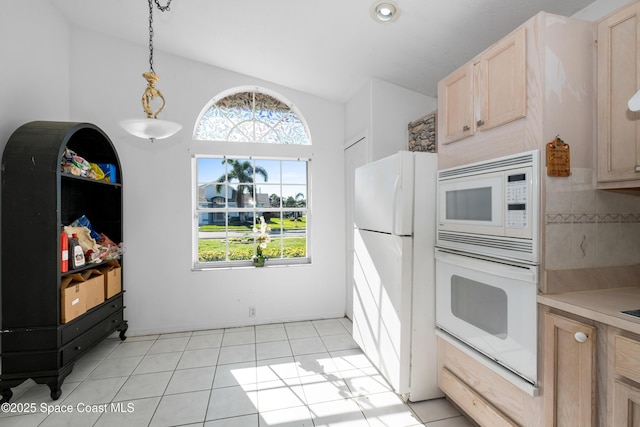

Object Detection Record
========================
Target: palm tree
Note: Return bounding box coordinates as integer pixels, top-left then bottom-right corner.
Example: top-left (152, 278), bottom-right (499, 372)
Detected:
top-left (215, 159), bottom-right (268, 223)
top-left (283, 192), bottom-right (306, 225)
top-left (293, 192), bottom-right (306, 225)
top-left (269, 193), bottom-right (281, 208)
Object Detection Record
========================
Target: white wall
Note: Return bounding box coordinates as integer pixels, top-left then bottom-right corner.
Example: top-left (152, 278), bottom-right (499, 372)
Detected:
top-left (572, 0), bottom-right (634, 21)
top-left (345, 79), bottom-right (436, 162)
top-left (0, 1), bottom-right (70, 145)
top-left (0, 0), bottom-right (346, 336)
top-left (67, 28), bottom-right (346, 335)
top-left (370, 80), bottom-right (437, 160)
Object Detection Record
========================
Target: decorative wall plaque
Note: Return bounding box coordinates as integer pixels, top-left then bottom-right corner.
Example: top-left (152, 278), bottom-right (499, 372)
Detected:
top-left (546, 136), bottom-right (570, 177)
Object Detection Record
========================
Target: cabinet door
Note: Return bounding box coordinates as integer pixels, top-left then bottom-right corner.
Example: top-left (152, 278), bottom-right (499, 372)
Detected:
top-left (476, 26), bottom-right (526, 132)
top-left (613, 380), bottom-right (640, 427)
top-left (438, 62), bottom-right (474, 144)
top-left (613, 336), bottom-right (640, 426)
top-left (543, 312), bottom-right (596, 427)
top-left (597, 3), bottom-right (640, 183)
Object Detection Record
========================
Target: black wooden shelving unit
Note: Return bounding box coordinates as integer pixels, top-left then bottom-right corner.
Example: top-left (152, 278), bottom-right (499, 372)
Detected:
top-left (0, 121), bottom-right (127, 402)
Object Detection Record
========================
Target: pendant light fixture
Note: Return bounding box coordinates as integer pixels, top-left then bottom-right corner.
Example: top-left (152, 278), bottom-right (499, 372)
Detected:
top-left (120, 0), bottom-right (182, 142)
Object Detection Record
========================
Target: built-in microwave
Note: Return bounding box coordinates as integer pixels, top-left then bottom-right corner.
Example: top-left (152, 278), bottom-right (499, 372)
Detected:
top-left (437, 150), bottom-right (540, 264)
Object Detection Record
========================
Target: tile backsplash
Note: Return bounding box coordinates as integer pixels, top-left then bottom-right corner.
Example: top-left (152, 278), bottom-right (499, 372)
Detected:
top-left (545, 168), bottom-right (640, 270)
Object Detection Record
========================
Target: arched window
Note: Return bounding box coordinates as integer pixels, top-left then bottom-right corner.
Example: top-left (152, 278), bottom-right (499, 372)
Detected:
top-left (192, 87), bottom-right (310, 269)
top-left (194, 88), bottom-right (311, 144)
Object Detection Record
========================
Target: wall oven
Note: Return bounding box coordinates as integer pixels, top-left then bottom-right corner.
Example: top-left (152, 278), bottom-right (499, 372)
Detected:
top-left (435, 248), bottom-right (538, 384)
top-left (435, 150), bottom-right (540, 387)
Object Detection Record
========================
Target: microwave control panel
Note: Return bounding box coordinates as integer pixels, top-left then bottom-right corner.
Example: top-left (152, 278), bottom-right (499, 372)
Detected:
top-left (506, 172), bottom-right (528, 228)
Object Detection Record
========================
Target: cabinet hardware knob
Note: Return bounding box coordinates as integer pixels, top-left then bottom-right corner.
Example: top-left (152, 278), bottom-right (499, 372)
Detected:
top-left (476, 120), bottom-right (485, 126)
top-left (462, 125), bottom-right (470, 132)
top-left (635, 165), bottom-right (640, 172)
top-left (75, 346), bottom-right (82, 350)
top-left (574, 332), bottom-right (588, 343)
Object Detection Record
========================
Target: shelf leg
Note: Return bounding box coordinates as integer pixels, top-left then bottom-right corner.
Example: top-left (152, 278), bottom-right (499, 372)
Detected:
top-left (0, 388), bottom-right (13, 403)
top-left (118, 320), bottom-right (129, 341)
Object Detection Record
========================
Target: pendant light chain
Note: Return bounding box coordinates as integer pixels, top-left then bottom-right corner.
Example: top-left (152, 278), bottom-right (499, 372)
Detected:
top-left (120, 0), bottom-right (182, 141)
top-left (147, 0), bottom-right (172, 73)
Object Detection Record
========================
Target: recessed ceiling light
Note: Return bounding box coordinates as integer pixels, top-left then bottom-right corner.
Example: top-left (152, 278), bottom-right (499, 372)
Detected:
top-left (371, 2), bottom-right (399, 23)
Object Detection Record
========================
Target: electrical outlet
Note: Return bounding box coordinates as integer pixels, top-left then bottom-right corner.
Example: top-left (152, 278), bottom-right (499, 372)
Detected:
top-left (249, 306), bottom-right (256, 317)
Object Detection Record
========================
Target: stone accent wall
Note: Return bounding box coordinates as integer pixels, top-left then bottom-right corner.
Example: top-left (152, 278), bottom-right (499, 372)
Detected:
top-left (408, 110), bottom-right (437, 153)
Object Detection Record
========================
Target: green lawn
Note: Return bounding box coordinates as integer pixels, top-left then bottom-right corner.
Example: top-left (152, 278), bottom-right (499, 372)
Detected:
top-left (199, 216), bottom-right (306, 232)
top-left (198, 236), bottom-right (306, 262)
top-left (198, 216), bottom-right (306, 262)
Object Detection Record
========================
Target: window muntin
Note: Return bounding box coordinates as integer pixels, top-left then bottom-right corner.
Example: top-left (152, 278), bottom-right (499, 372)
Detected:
top-left (196, 156), bottom-right (308, 267)
top-left (195, 91), bottom-right (311, 145)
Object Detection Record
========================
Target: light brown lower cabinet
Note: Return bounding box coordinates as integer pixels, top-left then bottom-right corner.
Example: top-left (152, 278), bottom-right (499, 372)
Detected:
top-left (613, 380), bottom-right (640, 427)
top-left (440, 368), bottom-right (517, 427)
top-left (439, 309), bottom-right (640, 426)
top-left (543, 312), bottom-right (596, 427)
top-left (613, 335), bottom-right (640, 426)
top-left (437, 333), bottom-right (542, 426)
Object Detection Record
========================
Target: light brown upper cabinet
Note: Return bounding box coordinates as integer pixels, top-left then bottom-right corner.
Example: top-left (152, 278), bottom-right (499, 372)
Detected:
top-left (476, 27), bottom-right (526, 132)
top-left (437, 13), bottom-right (594, 172)
top-left (439, 27), bottom-right (526, 145)
top-left (597, 2), bottom-right (640, 188)
top-left (439, 62), bottom-right (474, 144)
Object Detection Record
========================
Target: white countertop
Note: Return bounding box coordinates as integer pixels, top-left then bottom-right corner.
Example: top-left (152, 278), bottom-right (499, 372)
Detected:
top-left (538, 287), bottom-right (640, 335)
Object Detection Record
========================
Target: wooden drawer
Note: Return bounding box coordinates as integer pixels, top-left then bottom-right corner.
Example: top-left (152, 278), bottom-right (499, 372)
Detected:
top-left (440, 367), bottom-right (518, 427)
top-left (615, 335), bottom-right (640, 384)
top-left (61, 294), bottom-right (124, 344)
top-left (61, 311), bottom-right (123, 365)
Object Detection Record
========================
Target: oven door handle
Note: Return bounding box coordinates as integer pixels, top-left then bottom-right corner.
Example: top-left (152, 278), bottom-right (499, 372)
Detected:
top-left (435, 249), bottom-right (537, 283)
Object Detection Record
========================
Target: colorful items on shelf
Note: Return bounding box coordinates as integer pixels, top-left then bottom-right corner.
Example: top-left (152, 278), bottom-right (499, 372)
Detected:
top-left (69, 233), bottom-right (85, 269)
top-left (60, 215), bottom-right (123, 272)
top-left (60, 228), bottom-right (69, 273)
top-left (60, 148), bottom-right (117, 183)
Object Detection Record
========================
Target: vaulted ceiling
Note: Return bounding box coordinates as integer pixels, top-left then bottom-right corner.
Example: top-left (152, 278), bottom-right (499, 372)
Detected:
top-left (51, 0), bottom-right (597, 103)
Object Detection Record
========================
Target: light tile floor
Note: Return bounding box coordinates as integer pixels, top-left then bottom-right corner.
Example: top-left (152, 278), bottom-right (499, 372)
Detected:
top-left (0, 318), bottom-right (475, 426)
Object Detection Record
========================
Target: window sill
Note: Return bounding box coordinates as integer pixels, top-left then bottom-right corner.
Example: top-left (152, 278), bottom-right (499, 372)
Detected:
top-left (192, 258), bottom-right (311, 272)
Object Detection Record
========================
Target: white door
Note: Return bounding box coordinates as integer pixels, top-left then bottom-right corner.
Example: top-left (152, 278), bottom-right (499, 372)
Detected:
top-left (344, 135), bottom-right (368, 319)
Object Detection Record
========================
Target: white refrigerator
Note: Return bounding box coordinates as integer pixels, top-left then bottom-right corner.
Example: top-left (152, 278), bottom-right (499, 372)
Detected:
top-left (352, 150), bottom-right (441, 402)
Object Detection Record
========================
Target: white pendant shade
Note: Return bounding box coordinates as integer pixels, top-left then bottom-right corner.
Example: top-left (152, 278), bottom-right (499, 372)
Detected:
top-left (629, 89), bottom-right (640, 112)
top-left (120, 118), bottom-right (182, 141)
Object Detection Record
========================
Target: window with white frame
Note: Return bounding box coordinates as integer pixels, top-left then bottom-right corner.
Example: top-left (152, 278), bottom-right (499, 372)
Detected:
top-left (193, 88), bottom-right (311, 268)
